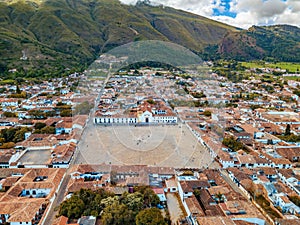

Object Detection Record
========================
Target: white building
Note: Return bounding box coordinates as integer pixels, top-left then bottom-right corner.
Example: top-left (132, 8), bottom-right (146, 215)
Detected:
top-left (95, 99), bottom-right (177, 125)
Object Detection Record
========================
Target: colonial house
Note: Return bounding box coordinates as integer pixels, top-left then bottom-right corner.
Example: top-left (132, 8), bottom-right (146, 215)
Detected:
top-left (51, 143), bottom-right (77, 168)
top-left (218, 151), bottom-right (236, 168)
top-left (0, 168), bottom-right (65, 225)
top-left (0, 98), bottom-right (18, 107)
top-left (94, 99), bottom-right (177, 125)
top-left (55, 119), bottom-right (73, 134)
top-left (273, 193), bottom-right (300, 214)
top-left (278, 169), bottom-right (300, 195)
top-left (276, 146), bottom-right (300, 162)
top-left (165, 178), bottom-right (178, 193)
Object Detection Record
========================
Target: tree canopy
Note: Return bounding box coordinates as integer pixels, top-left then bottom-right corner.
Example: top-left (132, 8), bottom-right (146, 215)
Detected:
top-left (136, 208), bottom-right (166, 225)
top-left (58, 187), bottom-right (166, 225)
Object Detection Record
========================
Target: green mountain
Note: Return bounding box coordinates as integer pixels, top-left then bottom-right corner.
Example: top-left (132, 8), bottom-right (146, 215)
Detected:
top-left (219, 25), bottom-right (300, 62)
top-left (0, 0), bottom-right (299, 76)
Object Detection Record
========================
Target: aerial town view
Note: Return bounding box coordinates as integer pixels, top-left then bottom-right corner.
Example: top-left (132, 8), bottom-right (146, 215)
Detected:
top-left (0, 0), bottom-right (300, 225)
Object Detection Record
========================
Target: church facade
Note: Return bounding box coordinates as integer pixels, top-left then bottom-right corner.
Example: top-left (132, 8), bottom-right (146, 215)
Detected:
top-left (94, 99), bottom-right (177, 125)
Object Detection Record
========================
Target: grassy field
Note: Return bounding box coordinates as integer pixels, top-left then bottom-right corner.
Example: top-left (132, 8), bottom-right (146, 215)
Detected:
top-left (242, 61), bottom-right (300, 73)
top-left (283, 76), bottom-right (300, 81)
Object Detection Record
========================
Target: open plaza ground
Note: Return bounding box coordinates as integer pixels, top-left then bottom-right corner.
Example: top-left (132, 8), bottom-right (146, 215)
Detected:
top-left (75, 121), bottom-right (219, 168)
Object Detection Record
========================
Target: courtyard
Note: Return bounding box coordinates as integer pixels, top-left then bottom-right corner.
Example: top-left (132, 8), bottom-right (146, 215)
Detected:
top-left (18, 149), bottom-right (51, 165)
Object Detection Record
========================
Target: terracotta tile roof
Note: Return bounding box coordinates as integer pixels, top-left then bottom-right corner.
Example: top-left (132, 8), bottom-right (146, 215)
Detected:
top-left (280, 195), bottom-right (291, 204)
top-left (0, 150), bottom-right (13, 163)
top-left (52, 143), bottom-right (76, 164)
top-left (227, 168), bottom-right (254, 181)
top-left (180, 181), bottom-right (193, 193)
top-left (1, 168), bottom-right (65, 201)
top-left (278, 169), bottom-right (295, 179)
top-left (73, 115), bottom-right (88, 127)
top-left (276, 147), bottom-right (300, 162)
top-left (197, 217), bottom-right (235, 225)
top-left (165, 178), bottom-right (177, 188)
top-left (205, 205), bottom-right (226, 216)
top-left (255, 167), bottom-right (277, 176)
top-left (271, 157), bottom-right (291, 165)
top-left (218, 150), bottom-right (233, 162)
top-left (152, 188), bottom-right (164, 195)
top-left (44, 118), bottom-right (62, 126)
top-left (56, 120), bottom-right (73, 129)
top-left (67, 180), bottom-right (98, 193)
top-left (208, 186), bottom-right (230, 196)
top-left (0, 198), bottom-right (46, 223)
top-left (185, 195), bottom-right (205, 217)
top-left (21, 134), bottom-right (57, 148)
top-left (252, 155), bottom-right (269, 164)
top-left (237, 154), bottom-right (256, 164)
top-left (1, 176), bottom-right (21, 187)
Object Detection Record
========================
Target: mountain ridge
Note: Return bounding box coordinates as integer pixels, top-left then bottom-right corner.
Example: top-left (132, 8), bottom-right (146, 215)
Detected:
top-left (0, 0), bottom-right (299, 76)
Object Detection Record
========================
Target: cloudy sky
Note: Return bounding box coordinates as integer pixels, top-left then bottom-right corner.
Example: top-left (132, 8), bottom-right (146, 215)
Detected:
top-left (120, 0), bottom-right (300, 29)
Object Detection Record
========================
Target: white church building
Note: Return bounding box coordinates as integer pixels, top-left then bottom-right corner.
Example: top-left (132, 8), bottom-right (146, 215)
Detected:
top-left (94, 99), bottom-right (177, 125)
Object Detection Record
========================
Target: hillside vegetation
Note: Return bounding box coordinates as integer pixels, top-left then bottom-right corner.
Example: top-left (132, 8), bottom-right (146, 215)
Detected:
top-left (0, 0), bottom-right (299, 76)
top-left (219, 25), bottom-right (300, 62)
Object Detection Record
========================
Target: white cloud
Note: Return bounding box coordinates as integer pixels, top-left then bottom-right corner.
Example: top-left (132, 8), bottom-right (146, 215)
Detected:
top-left (120, 0), bottom-right (300, 29)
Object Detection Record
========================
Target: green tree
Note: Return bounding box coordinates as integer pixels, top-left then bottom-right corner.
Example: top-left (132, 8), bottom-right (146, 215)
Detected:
top-left (28, 110), bottom-right (45, 119)
top-left (101, 196), bottom-right (119, 208)
top-left (203, 110), bottom-right (212, 117)
top-left (74, 101), bottom-right (93, 115)
top-left (34, 122), bottom-right (46, 130)
top-left (146, 99), bottom-right (155, 104)
top-left (136, 208), bottom-right (166, 225)
top-left (285, 124), bottom-right (291, 136)
top-left (3, 112), bottom-right (17, 118)
top-left (59, 195), bottom-right (85, 219)
top-left (16, 85), bottom-right (21, 94)
top-left (121, 192), bottom-right (144, 211)
top-left (191, 91), bottom-right (206, 99)
top-left (215, 192), bottom-right (224, 203)
top-left (60, 109), bottom-right (72, 117)
top-left (134, 186), bottom-right (160, 207)
top-left (56, 101), bottom-right (65, 106)
top-left (45, 110), bottom-right (56, 117)
top-left (0, 142), bottom-right (15, 149)
top-left (222, 136), bottom-right (245, 152)
top-left (101, 202), bottom-right (135, 225)
top-left (13, 127), bottom-right (32, 143)
top-left (40, 126), bottom-right (55, 134)
top-left (58, 189), bottom-right (114, 219)
top-left (0, 128), bottom-right (17, 143)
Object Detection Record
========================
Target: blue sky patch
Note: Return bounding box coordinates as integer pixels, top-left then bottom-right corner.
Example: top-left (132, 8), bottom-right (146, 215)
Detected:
top-left (212, 0), bottom-right (237, 18)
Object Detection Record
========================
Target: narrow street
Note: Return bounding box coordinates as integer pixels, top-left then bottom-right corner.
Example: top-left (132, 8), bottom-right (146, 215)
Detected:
top-left (42, 66), bottom-right (112, 225)
top-left (220, 169), bottom-right (250, 200)
top-left (42, 131), bottom-right (85, 225)
top-left (42, 173), bottom-right (71, 225)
